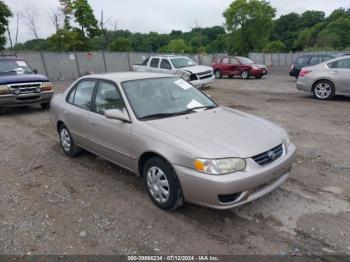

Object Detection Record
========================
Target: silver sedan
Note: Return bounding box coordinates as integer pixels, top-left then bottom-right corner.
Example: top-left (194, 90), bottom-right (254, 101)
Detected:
top-left (297, 55), bottom-right (350, 100)
top-left (50, 72), bottom-right (296, 210)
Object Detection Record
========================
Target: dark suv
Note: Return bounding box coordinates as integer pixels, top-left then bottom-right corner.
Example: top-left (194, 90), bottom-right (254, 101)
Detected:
top-left (289, 54), bottom-right (334, 78)
top-left (0, 55), bottom-right (53, 108)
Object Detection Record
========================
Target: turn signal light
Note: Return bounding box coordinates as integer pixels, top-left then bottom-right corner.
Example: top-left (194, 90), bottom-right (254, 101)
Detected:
top-left (0, 85), bottom-right (11, 95)
top-left (41, 82), bottom-right (53, 91)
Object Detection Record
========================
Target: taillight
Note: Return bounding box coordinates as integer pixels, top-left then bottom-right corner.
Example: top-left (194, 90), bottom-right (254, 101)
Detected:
top-left (299, 69), bottom-right (312, 77)
top-left (289, 64), bottom-right (294, 72)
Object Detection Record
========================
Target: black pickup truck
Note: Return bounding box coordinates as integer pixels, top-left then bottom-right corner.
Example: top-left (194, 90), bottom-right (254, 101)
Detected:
top-left (0, 55), bottom-right (53, 108)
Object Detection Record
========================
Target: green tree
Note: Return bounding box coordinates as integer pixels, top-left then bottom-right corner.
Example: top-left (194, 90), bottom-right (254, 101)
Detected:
top-left (0, 0), bottom-right (12, 50)
top-left (223, 0), bottom-right (276, 54)
top-left (264, 40), bottom-right (286, 52)
top-left (108, 37), bottom-right (132, 52)
top-left (59, 0), bottom-right (74, 30)
top-left (273, 13), bottom-right (301, 51)
top-left (73, 0), bottom-right (99, 38)
top-left (300, 10), bottom-right (325, 28)
top-left (158, 38), bottom-right (192, 53)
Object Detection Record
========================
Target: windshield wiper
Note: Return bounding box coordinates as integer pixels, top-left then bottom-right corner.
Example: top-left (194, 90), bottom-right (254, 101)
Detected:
top-left (139, 112), bottom-right (188, 120)
top-left (183, 105), bottom-right (217, 112)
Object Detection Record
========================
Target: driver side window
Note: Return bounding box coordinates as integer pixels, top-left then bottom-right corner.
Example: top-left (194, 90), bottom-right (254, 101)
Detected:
top-left (94, 82), bottom-right (125, 115)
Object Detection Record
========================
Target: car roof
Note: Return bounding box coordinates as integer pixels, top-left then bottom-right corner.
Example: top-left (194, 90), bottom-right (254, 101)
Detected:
top-left (298, 54), bottom-right (334, 58)
top-left (81, 72), bottom-right (176, 82)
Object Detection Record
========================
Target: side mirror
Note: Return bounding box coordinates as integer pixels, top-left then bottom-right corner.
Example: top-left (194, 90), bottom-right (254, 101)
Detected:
top-left (105, 109), bottom-right (131, 123)
top-left (33, 69), bottom-right (38, 74)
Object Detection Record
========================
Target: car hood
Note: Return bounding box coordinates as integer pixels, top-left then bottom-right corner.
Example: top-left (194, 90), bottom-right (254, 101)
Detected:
top-left (147, 107), bottom-right (284, 158)
top-left (0, 74), bottom-right (49, 85)
top-left (255, 64), bottom-right (267, 69)
top-left (180, 65), bottom-right (213, 74)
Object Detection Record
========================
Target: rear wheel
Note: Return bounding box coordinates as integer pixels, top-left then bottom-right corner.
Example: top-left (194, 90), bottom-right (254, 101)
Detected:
top-left (241, 70), bottom-right (250, 80)
top-left (312, 80), bottom-right (335, 100)
top-left (143, 157), bottom-right (183, 210)
top-left (58, 124), bottom-right (82, 157)
top-left (214, 70), bottom-right (222, 79)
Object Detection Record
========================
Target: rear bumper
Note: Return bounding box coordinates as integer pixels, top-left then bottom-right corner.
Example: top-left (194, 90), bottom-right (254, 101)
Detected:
top-left (0, 91), bottom-right (53, 107)
top-left (174, 143), bottom-right (296, 210)
top-left (296, 77), bottom-right (313, 92)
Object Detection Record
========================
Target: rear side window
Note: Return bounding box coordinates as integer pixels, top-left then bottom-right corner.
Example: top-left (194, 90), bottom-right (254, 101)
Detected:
top-left (230, 58), bottom-right (240, 65)
top-left (309, 57), bottom-right (322, 65)
top-left (68, 80), bottom-right (96, 110)
top-left (222, 57), bottom-right (229, 64)
top-left (322, 56), bottom-right (333, 62)
top-left (150, 58), bottom-right (160, 68)
top-left (296, 57), bottom-right (310, 65)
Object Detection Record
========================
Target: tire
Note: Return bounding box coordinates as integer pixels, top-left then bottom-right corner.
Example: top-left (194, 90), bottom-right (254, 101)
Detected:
top-left (312, 80), bottom-right (335, 100)
top-left (214, 70), bottom-right (222, 79)
top-left (143, 157), bottom-right (183, 210)
top-left (58, 124), bottom-right (82, 157)
top-left (241, 70), bottom-right (250, 79)
top-left (255, 75), bottom-right (262, 79)
top-left (40, 102), bottom-right (50, 109)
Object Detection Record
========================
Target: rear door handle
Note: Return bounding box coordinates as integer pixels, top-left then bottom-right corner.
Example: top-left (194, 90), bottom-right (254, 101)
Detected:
top-left (90, 121), bottom-right (96, 126)
top-left (331, 71), bottom-right (338, 74)
top-left (64, 110), bottom-right (68, 114)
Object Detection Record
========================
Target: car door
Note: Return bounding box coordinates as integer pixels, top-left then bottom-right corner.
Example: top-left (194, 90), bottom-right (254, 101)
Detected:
top-left (159, 59), bottom-right (173, 74)
top-left (64, 79), bottom-right (96, 148)
top-left (89, 80), bottom-right (133, 170)
top-left (220, 57), bottom-right (230, 75)
top-left (230, 57), bottom-right (241, 75)
top-left (149, 58), bottom-right (160, 73)
top-left (329, 58), bottom-right (350, 94)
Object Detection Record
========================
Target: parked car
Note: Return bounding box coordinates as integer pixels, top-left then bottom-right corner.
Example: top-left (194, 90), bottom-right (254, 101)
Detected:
top-left (289, 54), bottom-right (334, 78)
top-left (296, 55), bottom-right (350, 100)
top-left (133, 55), bottom-right (214, 88)
top-left (50, 72), bottom-right (296, 210)
top-left (212, 56), bottom-right (268, 79)
top-left (0, 55), bottom-right (53, 108)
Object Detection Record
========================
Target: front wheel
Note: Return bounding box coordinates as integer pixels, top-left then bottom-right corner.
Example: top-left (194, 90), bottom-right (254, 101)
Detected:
top-left (255, 75), bottom-right (262, 79)
top-left (214, 70), bottom-right (222, 79)
top-left (143, 157), bottom-right (183, 210)
top-left (312, 80), bottom-right (335, 100)
top-left (241, 70), bottom-right (250, 79)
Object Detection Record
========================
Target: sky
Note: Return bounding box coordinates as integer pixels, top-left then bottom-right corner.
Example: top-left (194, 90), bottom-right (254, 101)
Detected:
top-left (4, 0), bottom-right (350, 43)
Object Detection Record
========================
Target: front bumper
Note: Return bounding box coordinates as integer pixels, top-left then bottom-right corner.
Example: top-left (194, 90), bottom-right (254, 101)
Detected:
top-left (191, 75), bottom-right (215, 88)
top-left (0, 91), bottom-right (53, 107)
top-left (174, 143), bottom-right (296, 209)
top-left (250, 68), bottom-right (268, 76)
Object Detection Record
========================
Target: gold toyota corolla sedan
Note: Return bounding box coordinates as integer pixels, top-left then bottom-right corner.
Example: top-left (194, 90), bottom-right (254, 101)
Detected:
top-left (50, 72), bottom-right (296, 210)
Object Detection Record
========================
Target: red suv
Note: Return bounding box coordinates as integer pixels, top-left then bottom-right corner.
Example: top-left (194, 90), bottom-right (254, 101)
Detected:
top-left (212, 56), bottom-right (268, 79)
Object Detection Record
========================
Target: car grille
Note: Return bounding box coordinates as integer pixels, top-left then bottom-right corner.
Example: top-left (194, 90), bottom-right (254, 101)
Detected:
top-left (8, 82), bottom-right (42, 94)
top-left (199, 74), bottom-right (213, 80)
top-left (197, 70), bottom-right (212, 76)
top-left (252, 144), bottom-right (283, 166)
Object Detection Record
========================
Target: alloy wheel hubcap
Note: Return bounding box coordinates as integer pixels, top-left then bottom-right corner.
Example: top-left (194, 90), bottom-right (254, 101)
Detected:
top-left (60, 128), bottom-right (71, 152)
top-left (215, 71), bottom-right (221, 78)
top-left (147, 166), bottom-right (169, 203)
top-left (242, 72), bottom-right (248, 78)
top-left (315, 83), bottom-right (331, 98)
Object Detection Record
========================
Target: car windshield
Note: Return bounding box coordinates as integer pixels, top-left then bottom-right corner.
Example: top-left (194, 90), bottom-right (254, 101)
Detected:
top-left (0, 59), bottom-right (32, 74)
top-left (237, 57), bottom-right (254, 64)
top-left (122, 77), bottom-right (217, 120)
top-left (170, 57), bottom-right (196, 68)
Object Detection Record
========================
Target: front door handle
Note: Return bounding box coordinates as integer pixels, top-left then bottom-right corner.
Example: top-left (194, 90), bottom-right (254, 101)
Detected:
top-left (331, 71), bottom-right (338, 74)
top-left (90, 121), bottom-right (96, 126)
top-left (64, 110), bottom-right (68, 114)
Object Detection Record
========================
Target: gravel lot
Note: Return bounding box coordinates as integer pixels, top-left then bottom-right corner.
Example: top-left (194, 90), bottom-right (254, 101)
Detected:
top-left (0, 68), bottom-right (349, 256)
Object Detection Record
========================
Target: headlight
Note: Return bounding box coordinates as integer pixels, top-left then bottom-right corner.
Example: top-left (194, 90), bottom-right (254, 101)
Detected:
top-left (282, 134), bottom-right (290, 149)
top-left (0, 85), bottom-right (11, 95)
top-left (41, 82), bottom-right (53, 91)
top-left (194, 158), bottom-right (246, 175)
top-left (252, 66), bottom-right (259, 70)
top-left (177, 71), bottom-right (190, 81)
